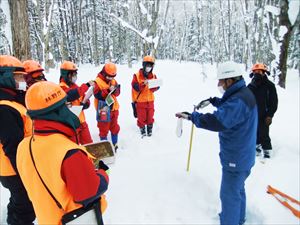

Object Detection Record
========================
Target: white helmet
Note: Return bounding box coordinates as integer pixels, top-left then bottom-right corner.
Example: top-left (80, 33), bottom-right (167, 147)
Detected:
top-left (217, 61), bottom-right (243, 79)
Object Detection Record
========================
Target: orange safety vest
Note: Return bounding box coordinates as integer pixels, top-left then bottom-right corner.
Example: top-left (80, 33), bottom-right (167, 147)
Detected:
top-left (59, 81), bottom-right (86, 123)
top-left (0, 100), bottom-right (32, 176)
top-left (17, 133), bottom-right (107, 225)
top-left (131, 71), bottom-right (157, 103)
top-left (94, 77), bottom-right (119, 111)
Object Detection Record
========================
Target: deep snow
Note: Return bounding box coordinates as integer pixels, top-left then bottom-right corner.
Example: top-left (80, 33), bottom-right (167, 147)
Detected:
top-left (1, 60), bottom-right (299, 224)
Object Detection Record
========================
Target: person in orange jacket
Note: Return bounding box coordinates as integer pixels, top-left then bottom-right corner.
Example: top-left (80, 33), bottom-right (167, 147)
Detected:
top-left (59, 61), bottom-right (93, 145)
top-left (131, 56), bottom-right (159, 137)
top-left (0, 55), bottom-right (36, 225)
top-left (17, 81), bottom-right (109, 225)
top-left (93, 62), bottom-right (120, 151)
top-left (23, 59), bottom-right (47, 87)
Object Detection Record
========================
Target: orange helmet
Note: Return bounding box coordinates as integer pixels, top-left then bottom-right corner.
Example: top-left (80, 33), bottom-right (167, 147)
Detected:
top-left (25, 81), bottom-right (66, 112)
top-left (0, 55), bottom-right (25, 73)
top-left (251, 63), bottom-right (268, 72)
top-left (23, 60), bottom-right (44, 75)
top-left (143, 55), bottom-right (155, 64)
top-left (60, 61), bottom-right (77, 71)
top-left (104, 62), bottom-right (117, 77)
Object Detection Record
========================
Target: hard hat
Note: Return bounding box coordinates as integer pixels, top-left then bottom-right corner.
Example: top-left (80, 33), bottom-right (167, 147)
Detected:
top-left (143, 55), bottom-right (155, 64)
top-left (26, 81), bottom-right (66, 114)
top-left (217, 61), bottom-right (243, 79)
top-left (23, 60), bottom-right (44, 74)
top-left (0, 55), bottom-right (26, 89)
top-left (251, 63), bottom-right (268, 72)
top-left (104, 62), bottom-right (117, 77)
top-left (60, 61), bottom-right (77, 71)
top-left (0, 55), bottom-right (25, 74)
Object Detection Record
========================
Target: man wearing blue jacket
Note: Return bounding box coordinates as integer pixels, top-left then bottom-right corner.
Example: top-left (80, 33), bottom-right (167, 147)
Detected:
top-left (176, 61), bottom-right (257, 225)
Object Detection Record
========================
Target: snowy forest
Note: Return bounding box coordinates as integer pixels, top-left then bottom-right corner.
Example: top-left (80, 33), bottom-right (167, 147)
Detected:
top-left (0, 0), bottom-right (299, 88)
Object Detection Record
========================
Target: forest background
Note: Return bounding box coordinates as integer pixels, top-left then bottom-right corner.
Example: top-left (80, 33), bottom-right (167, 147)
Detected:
top-left (0, 0), bottom-right (299, 88)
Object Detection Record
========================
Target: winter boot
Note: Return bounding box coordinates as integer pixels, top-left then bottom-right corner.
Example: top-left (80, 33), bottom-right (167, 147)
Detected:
top-left (100, 136), bottom-right (108, 141)
top-left (140, 126), bottom-right (146, 138)
top-left (113, 143), bottom-right (119, 152)
top-left (147, 124), bottom-right (153, 136)
top-left (111, 134), bottom-right (118, 152)
top-left (263, 149), bottom-right (271, 159)
top-left (256, 144), bottom-right (262, 156)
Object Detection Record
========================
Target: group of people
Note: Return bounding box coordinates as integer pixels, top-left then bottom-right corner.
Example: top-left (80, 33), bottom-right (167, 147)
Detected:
top-left (1, 54), bottom-right (278, 225)
top-left (176, 61), bottom-right (278, 225)
top-left (0, 54), bottom-right (160, 225)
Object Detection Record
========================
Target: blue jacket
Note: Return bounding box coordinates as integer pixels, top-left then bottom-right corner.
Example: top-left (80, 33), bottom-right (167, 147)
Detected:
top-left (191, 79), bottom-right (257, 171)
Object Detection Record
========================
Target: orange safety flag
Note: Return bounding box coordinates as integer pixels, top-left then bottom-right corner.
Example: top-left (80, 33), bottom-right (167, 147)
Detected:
top-left (267, 185), bottom-right (300, 219)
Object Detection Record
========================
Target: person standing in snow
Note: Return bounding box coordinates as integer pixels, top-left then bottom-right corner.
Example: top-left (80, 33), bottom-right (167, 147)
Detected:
top-left (248, 63), bottom-right (278, 159)
top-left (176, 61), bottom-right (257, 225)
top-left (131, 55), bottom-right (159, 137)
top-left (23, 59), bottom-right (47, 87)
top-left (17, 81), bottom-right (109, 225)
top-left (59, 60), bottom-right (94, 145)
top-left (93, 62), bottom-right (120, 151)
top-left (0, 55), bottom-right (36, 225)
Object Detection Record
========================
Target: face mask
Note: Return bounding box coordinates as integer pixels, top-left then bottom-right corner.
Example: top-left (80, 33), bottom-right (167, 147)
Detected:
top-left (218, 85), bottom-right (225, 94)
top-left (71, 75), bottom-right (77, 83)
top-left (17, 81), bottom-right (27, 91)
top-left (145, 66), bottom-right (152, 73)
top-left (253, 73), bottom-right (262, 80)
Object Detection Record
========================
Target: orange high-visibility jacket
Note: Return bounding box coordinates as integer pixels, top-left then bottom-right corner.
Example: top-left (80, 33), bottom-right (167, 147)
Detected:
top-left (59, 81), bottom-right (86, 123)
top-left (17, 133), bottom-right (101, 225)
top-left (131, 71), bottom-right (157, 103)
top-left (94, 77), bottom-right (119, 111)
top-left (0, 100), bottom-right (32, 176)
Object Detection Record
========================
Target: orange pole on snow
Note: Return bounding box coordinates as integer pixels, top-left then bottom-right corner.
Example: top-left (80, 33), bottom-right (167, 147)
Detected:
top-left (267, 185), bottom-right (300, 219)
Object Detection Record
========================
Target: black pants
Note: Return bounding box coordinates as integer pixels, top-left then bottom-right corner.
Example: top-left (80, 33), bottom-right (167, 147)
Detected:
top-left (0, 175), bottom-right (35, 225)
top-left (257, 118), bottom-right (272, 150)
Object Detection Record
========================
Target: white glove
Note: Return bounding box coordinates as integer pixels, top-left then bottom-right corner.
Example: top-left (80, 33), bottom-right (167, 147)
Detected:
top-left (109, 86), bottom-right (116, 91)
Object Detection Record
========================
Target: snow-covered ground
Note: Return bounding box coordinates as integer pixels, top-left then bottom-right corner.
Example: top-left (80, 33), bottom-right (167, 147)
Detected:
top-left (1, 60), bottom-right (299, 224)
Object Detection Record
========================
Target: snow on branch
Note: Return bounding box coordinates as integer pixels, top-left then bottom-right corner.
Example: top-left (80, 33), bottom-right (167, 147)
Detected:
top-left (265, 5), bottom-right (280, 16)
top-left (110, 13), bottom-right (154, 44)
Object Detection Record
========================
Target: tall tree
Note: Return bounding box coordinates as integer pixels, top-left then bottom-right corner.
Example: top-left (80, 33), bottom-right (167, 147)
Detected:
top-left (9, 0), bottom-right (31, 60)
top-left (277, 0), bottom-right (300, 88)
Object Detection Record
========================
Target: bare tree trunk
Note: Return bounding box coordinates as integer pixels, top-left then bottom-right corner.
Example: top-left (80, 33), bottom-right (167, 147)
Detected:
top-left (153, 0), bottom-right (170, 58)
top-left (219, 0), bottom-right (229, 58)
top-left (92, 0), bottom-right (99, 65)
top-left (240, 0), bottom-right (252, 69)
top-left (43, 0), bottom-right (55, 71)
top-left (278, 0), bottom-right (300, 88)
top-left (228, 0), bottom-right (231, 58)
top-left (179, 3), bottom-right (187, 63)
top-left (9, 0), bottom-right (31, 60)
top-left (57, 0), bottom-right (69, 61)
top-left (256, 0), bottom-right (266, 62)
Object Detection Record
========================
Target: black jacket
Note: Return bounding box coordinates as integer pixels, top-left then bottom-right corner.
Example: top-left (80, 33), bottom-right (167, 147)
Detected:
top-left (248, 75), bottom-right (278, 119)
top-left (0, 88), bottom-right (26, 173)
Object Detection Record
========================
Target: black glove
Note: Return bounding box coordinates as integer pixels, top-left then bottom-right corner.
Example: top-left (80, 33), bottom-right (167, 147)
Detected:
top-left (82, 101), bottom-right (90, 110)
top-left (175, 112), bottom-right (192, 120)
top-left (98, 160), bottom-right (109, 171)
top-left (209, 97), bottom-right (217, 105)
